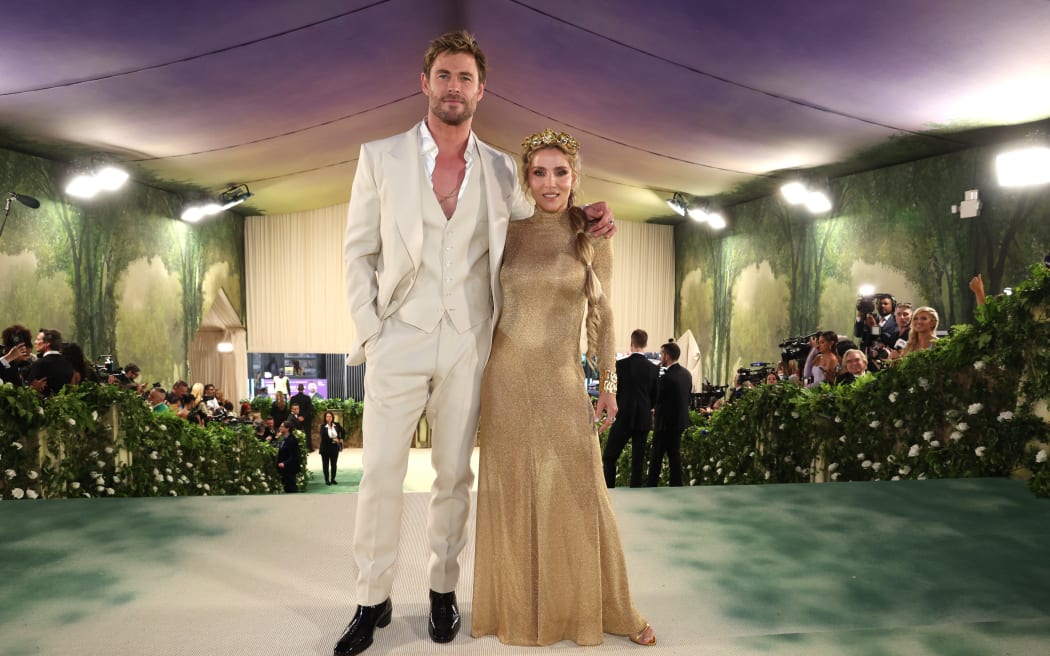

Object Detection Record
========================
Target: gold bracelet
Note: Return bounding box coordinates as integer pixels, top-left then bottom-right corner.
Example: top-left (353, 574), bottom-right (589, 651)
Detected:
top-left (598, 370), bottom-right (618, 395)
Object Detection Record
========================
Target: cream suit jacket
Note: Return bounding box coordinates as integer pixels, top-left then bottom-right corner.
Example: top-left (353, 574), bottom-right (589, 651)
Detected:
top-left (343, 123), bottom-right (533, 365)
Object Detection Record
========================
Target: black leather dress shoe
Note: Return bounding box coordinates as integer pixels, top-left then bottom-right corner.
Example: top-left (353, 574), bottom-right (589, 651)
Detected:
top-left (428, 590), bottom-right (460, 643)
top-left (333, 599), bottom-right (392, 656)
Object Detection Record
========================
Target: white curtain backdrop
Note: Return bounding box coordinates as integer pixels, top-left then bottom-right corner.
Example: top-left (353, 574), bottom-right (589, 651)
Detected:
top-left (189, 288), bottom-right (249, 403)
top-left (246, 203), bottom-right (674, 355)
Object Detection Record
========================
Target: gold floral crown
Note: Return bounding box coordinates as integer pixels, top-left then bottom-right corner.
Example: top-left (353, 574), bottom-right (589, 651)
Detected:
top-left (521, 128), bottom-right (579, 155)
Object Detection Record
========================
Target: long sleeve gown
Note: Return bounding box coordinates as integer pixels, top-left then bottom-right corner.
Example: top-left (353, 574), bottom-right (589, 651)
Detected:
top-left (470, 208), bottom-right (646, 646)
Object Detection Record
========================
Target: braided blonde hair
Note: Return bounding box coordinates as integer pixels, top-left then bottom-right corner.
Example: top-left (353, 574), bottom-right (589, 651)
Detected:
top-left (520, 139), bottom-right (605, 367)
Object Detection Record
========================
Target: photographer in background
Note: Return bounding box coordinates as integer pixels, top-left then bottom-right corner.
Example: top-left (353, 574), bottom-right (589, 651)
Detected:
top-left (854, 293), bottom-right (897, 367)
top-left (26, 328), bottom-right (73, 397)
top-left (1, 324), bottom-right (33, 386)
top-left (108, 362), bottom-right (141, 390)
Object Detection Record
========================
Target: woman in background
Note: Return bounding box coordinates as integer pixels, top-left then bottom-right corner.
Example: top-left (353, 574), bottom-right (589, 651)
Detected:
top-left (318, 410), bottom-right (345, 485)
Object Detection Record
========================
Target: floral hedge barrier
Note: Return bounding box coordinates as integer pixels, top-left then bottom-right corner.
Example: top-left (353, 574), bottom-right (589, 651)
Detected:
top-left (605, 264), bottom-right (1050, 498)
top-left (1, 383), bottom-right (310, 500)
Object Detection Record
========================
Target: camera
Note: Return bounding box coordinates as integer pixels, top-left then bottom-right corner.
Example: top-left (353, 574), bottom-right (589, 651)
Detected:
top-left (691, 382), bottom-right (728, 411)
top-left (735, 362), bottom-right (775, 386)
top-left (778, 332), bottom-right (817, 364)
top-left (856, 295), bottom-right (877, 315)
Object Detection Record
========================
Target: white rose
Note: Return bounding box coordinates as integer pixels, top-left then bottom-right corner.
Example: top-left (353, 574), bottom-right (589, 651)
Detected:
top-left (12, 488), bottom-right (25, 499)
top-left (28, 470), bottom-right (39, 480)
top-left (4, 469), bottom-right (15, 479)
top-left (973, 361), bottom-right (985, 371)
top-left (894, 419), bottom-right (904, 428)
top-left (1036, 450), bottom-right (1047, 464)
top-left (26, 489), bottom-right (39, 499)
top-left (862, 460), bottom-right (872, 469)
top-left (930, 440), bottom-right (941, 447)
top-left (71, 481), bottom-right (81, 489)
top-left (92, 410), bottom-right (99, 421)
top-left (950, 431), bottom-right (963, 442)
top-left (869, 420), bottom-right (881, 429)
top-left (975, 446), bottom-right (986, 457)
top-left (956, 422), bottom-right (969, 432)
top-left (857, 453), bottom-right (866, 460)
top-left (899, 465), bottom-right (911, 475)
top-left (791, 412), bottom-right (799, 419)
top-left (908, 444), bottom-right (920, 457)
top-left (831, 472), bottom-right (841, 480)
top-left (12, 442), bottom-right (22, 450)
top-left (922, 431), bottom-right (934, 441)
top-left (828, 463), bottom-right (838, 472)
top-left (967, 403), bottom-right (983, 415)
top-left (997, 411), bottom-right (1014, 422)
top-left (67, 417), bottom-right (76, 426)
top-left (889, 392), bottom-right (898, 403)
top-left (872, 462), bottom-right (882, 471)
top-left (918, 377), bottom-right (929, 389)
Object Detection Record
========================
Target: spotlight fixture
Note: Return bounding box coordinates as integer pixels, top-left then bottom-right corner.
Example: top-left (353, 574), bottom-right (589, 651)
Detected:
top-left (996, 146), bottom-right (1050, 187)
top-left (686, 204), bottom-right (727, 230)
top-left (65, 163), bottom-right (129, 199)
top-left (781, 180), bottom-right (832, 214)
top-left (780, 181), bottom-right (808, 205)
top-left (181, 183), bottom-right (253, 223)
top-left (666, 192), bottom-right (687, 217)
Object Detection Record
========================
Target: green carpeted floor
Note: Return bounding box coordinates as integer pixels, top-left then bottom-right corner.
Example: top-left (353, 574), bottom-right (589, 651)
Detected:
top-left (2, 474), bottom-right (1047, 655)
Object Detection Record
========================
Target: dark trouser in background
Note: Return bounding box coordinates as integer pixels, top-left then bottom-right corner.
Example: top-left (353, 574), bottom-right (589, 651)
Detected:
top-left (281, 470), bottom-right (299, 493)
top-left (321, 448), bottom-right (340, 483)
top-left (602, 424), bottom-right (649, 488)
top-left (646, 428), bottom-right (683, 487)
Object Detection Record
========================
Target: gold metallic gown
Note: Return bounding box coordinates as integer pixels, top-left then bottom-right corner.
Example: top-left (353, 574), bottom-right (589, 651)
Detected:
top-left (471, 208), bottom-right (646, 646)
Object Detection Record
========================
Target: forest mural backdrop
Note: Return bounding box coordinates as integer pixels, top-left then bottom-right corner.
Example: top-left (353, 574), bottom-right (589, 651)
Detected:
top-left (676, 145), bottom-right (1050, 386)
top-left (0, 146), bottom-right (244, 386)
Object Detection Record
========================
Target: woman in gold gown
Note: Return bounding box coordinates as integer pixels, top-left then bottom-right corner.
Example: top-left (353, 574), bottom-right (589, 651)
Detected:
top-left (470, 129), bottom-right (656, 647)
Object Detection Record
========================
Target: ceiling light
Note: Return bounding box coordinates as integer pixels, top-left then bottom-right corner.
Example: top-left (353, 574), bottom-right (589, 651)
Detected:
top-left (996, 146), bottom-right (1050, 186)
top-left (65, 163), bottom-right (129, 198)
top-left (804, 190), bottom-right (832, 213)
top-left (687, 207), bottom-right (708, 223)
top-left (181, 184), bottom-right (252, 222)
top-left (666, 192), bottom-right (687, 216)
top-left (706, 213), bottom-right (727, 230)
top-left (780, 182), bottom-right (808, 205)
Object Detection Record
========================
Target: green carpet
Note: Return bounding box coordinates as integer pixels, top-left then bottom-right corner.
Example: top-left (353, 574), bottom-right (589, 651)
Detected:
top-left (1, 478), bottom-right (1047, 655)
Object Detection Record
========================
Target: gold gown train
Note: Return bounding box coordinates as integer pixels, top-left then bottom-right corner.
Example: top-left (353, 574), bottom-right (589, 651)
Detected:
top-left (471, 208), bottom-right (646, 646)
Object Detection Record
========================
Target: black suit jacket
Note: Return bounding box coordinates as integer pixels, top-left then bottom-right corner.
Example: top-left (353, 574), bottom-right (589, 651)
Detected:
top-left (615, 353), bottom-right (659, 431)
top-left (26, 352), bottom-right (74, 397)
top-left (317, 421), bottom-right (346, 454)
top-left (277, 433), bottom-right (301, 474)
top-left (654, 363), bottom-right (693, 436)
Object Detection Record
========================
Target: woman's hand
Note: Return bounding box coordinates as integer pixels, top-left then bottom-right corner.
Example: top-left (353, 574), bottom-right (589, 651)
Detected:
top-left (583, 202), bottom-right (617, 239)
top-left (594, 391), bottom-right (618, 433)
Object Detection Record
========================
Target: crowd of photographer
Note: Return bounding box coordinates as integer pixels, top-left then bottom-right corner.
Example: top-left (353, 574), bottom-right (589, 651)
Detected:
top-left (689, 292), bottom-right (945, 415)
top-left (2, 323), bottom-right (242, 426)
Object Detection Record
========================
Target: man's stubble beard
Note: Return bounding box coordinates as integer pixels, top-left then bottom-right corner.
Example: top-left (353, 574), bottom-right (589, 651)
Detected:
top-left (429, 96), bottom-right (477, 127)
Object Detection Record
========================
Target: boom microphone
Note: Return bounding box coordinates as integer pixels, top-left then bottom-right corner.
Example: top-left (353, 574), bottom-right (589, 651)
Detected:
top-left (10, 192), bottom-right (40, 209)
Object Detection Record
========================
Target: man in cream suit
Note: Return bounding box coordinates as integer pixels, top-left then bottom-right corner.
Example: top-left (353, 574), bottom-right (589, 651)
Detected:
top-left (336, 31), bottom-right (614, 656)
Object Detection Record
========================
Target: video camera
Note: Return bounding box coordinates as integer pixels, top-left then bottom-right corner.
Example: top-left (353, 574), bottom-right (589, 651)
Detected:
top-left (93, 355), bottom-right (118, 379)
top-left (736, 362), bottom-right (775, 386)
top-left (691, 381), bottom-right (728, 411)
top-left (778, 332), bottom-right (817, 365)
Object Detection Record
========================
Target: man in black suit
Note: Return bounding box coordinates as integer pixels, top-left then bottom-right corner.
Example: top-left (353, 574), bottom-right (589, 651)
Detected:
top-left (646, 342), bottom-right (693, 487)
top-left (276, 419), bottom-right (302, 493)
top-left (26, 328), bottom-right (74, 398)
top-left (602, 329), bottom-right (659, 488)
top-left (290, 384), bottom-right (315, 451)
